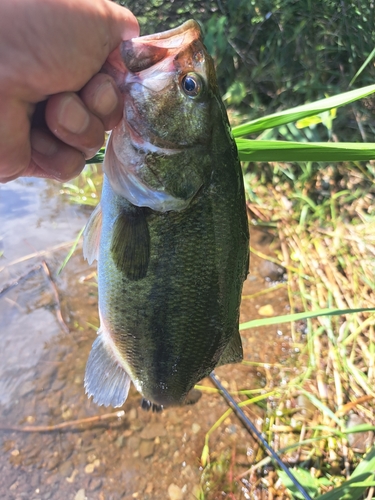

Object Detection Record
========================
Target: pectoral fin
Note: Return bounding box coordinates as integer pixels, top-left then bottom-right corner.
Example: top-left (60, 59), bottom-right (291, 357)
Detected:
top-left (83, 203), bottom-right (102, 264)
top-left (217, 330), bottom-right (243, 367)
top-left (110, 207), bottom-right (150, 280)
top-left (85, 331), bottom-right (131, 408)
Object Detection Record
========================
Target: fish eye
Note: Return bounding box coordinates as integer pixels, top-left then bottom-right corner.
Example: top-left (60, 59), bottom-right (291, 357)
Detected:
top-left (181, 73), bottom-right (202, 98)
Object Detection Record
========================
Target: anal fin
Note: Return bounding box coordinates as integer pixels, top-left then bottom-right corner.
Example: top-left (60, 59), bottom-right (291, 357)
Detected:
top-left (217, 330), bottom-right (243, 367)
top-left (110, 207), bottom-right (150, 280)
top-left (84, 332), bottom-right (131, 408)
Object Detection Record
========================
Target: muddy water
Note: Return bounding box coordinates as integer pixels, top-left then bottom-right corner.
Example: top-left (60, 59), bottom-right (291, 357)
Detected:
top-left (0, 177), bottom-right (295, 500)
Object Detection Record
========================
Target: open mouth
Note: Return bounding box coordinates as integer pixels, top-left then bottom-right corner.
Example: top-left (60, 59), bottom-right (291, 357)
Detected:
top-left (120, 20), bottom-right (202, 73)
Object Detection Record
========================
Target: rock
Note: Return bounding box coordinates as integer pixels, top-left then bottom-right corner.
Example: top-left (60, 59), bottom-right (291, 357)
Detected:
top-left (185, 388), bottom-right (202, 405)
top-left (128, 408), bottom-right (138, 421)
top-left (258, 304), bottom-right (275, 316)
top-left (74, 489), bottom-right (87, 500)
top-left (85, 459), bottom-right (100, 474)
top-left (18, 380), bottom-right (34, 397)
top-left (259, 260), bottom-right (285, 281)
top-left (45, 454), bottom-right (61, 471)
top-left (59, 460), bottom-right (73, 477)
top-left (168, 483), bottom-right (183, 500)
top-left (115, 435), bottom-right (125, 448)
top-left (139, 422), bottom-right (167, 440)
top-left (139, 440), bottom-right (155, 459)
top-left (191, 423), bottom-right (201, 434)
top-left (145, 482), bottom-right (153, 494)
top-left (88, 478), bottom-right (102, 491)
top-left (84, 463), bottom-right (95, 474)
top-left (51, 379), bottom-right (66, 392)
top-left (127, 436), bottom-right (140, 451)
top-left (347, 413), bottom-right (374, 453)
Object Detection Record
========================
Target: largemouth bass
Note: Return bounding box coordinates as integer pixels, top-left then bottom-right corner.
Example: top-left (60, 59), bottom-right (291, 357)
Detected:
top-left (83, 20), bottom-right (249, 409)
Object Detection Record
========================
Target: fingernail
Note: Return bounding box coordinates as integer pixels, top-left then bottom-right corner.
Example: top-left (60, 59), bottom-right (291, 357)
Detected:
top-left (30, 129), bottom-right (58, 156)
top-left (94, 80), bottom-right (119, 116)
top-left (58, 95), bottom-right (90, 134)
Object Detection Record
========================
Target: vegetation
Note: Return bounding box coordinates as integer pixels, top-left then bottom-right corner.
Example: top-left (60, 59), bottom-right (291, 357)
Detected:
top-left (63, 1), bottom-right (375, 498)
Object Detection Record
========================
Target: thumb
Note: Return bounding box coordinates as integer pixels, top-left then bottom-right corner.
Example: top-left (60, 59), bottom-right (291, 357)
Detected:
top-left (104, 2), bottom-right (139, 51)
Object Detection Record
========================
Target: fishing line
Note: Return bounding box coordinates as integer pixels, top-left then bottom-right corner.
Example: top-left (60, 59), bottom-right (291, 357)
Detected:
top-left (209, 372), bottom-right (312, 500)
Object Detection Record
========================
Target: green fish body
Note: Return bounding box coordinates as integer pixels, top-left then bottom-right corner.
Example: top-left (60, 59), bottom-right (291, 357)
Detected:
top-left (84, 20), bottom-right (249, 408)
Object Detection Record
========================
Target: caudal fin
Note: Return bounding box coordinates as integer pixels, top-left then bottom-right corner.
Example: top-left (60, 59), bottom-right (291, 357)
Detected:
top-left (84, 332), bottom-right (131, 408)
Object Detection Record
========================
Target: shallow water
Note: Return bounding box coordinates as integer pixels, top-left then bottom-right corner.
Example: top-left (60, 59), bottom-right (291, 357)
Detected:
top-left (0, 177), bottom-right (295, 499)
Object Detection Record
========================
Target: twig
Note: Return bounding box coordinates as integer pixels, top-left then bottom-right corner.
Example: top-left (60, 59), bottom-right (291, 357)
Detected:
top-left (0, 240), bottom-right (79, 274)
top-left (335, 395), bottom-right (374, 417)
top-left (41, 260), bottom-right (69, 334)
top-left (0, 410), bottom-right (125, 433)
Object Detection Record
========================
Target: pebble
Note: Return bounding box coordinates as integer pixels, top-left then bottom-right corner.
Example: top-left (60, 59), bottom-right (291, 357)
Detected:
top-left (45, 477), bottom-right (61, 489)
top-left (128, 408), bottom-right (138, 421)
top-left (258, 304), bottom-right (275, 316)
top-left (51, 379), bottom-right (66, 392)
top-left (145, 482), bottom-right (153, 494)
top-left (259, 259), bottom-right (285, 281)
top-left (85, 463), bottom-right (95, 474)
top-left (45, 455), bottom-right (61, 471)
top-left (115, 435), bottom-right (125, 448)
top-left (85, 459), bottom-right (100, 474)
top-left (139, 422), bottom-right (167, 440)
top-left (74, 489), bottom-right (87, 500)
top-left (88, 478), bottom-right (102, 491)
top-left (347, 413), bottom-right (374, 453)
top-left (139, 440), bottom-right (155, 459)
top-left (168, 483), bottom-right (183, 500)
top-left (10, 481), bottom-right (18, 491)
top-left (59, 460), bottom-right (73, 477)
top-left (191, 423), bottom-right (201, 434)
top-left (127, 436), bottom-right (140, 451)
top-left (18, 380), bottom-right (35, 397)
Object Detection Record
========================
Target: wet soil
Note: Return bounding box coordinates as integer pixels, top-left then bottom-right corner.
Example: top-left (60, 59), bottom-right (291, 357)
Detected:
top-left (0, 178), bottom-right (296, 499)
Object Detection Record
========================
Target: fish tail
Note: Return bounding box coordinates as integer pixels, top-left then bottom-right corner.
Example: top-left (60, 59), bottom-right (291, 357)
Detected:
top-left (84, 330), bottom-right (131, 408)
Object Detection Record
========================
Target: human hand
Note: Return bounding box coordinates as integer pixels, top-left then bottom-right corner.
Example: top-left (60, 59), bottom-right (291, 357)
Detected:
top-left (0, 0), bottom-right (139, 183)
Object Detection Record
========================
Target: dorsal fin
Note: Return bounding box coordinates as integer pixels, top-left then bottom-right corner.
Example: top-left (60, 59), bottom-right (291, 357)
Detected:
top-left (110, 207), bottom-right (150, 280)
top-left (83, 203), bottom-right (102, 264)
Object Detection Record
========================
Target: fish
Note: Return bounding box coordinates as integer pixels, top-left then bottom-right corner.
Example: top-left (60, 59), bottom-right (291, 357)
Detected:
top-left (83, 20), bottom-right (249, 410)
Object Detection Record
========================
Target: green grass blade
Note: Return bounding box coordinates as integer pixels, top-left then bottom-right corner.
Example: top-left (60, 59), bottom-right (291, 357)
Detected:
top-left (232, 84), bottom-right (375, 137)
top-left (299, 389), bottom-right (342, 426)
top-left (87, 148), bottom-right (105, 165)
top-left (314, 475), bottom-right (375, 500)
top-left (278, 467), bottom-right (319, 500)
top-left (239, 307), bottom-right (375, 330)
top-left (349, 47), bottom-right (375, 87)
top-left (57, 226), bottom-right (85, 275)
top-left (237, 139), bottom-right (375, 162)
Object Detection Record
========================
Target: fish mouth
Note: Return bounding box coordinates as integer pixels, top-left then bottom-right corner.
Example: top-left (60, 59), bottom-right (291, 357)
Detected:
top-left (120, 20), bottom-right (202, 73)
